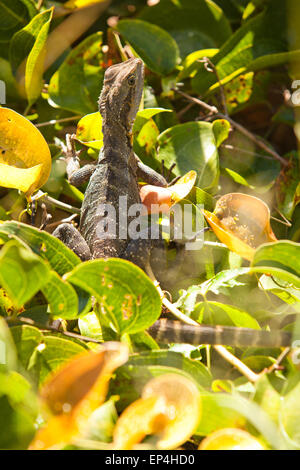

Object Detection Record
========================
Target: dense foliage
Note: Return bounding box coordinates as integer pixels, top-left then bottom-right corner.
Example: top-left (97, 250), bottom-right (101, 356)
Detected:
top-left (0, 0), bottom-right (300, 450)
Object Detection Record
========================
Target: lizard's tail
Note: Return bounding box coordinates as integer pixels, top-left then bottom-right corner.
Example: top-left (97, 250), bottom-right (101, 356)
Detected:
top-left (147, 319), bottom-right (292, 348)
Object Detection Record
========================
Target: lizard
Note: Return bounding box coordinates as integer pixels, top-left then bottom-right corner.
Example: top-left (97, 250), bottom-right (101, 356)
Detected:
top-left (53, 57), bottom-right (294, 349)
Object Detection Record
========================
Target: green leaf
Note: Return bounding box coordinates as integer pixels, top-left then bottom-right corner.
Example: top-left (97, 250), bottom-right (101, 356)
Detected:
top-left (196, 392), bottom-right (246, 436)
top-left (65, 258), bottom-right (162, 335)
top-left (196, 391), bottom-right (284, 449)
top-left (139, 0), bottom-right (231, 58)
top-left (188, 186), bottom-right (216, 212)
top-left (78, 312), bottom-right (103, 341)
top-left (0, 370), bottom-right (37, 449)
top-left (0, 0), bottom-right (37, 58)
top-left (259, 274), bottom-right (300, 312)
top-left (157, 121), bottom-right (221, 189)
top-left (276, 153), bottom-right (300, 220)
top-left (280, 380), bottom-right (300, 448)
top-left (10, 8), bottom-right (53, 106)
top-left (127, 350), bottom-right (211, 388)
top-left (48, 32), bottom-right (104, 114)
top-left (41, 271), bottom-right (79, 320)
top-left (219, 130), bottom-right (280, 191)
top-left (33, 335), bottom-right (86, 386)
top-left (0, 221), bottom-right (80, 276)
top-left (9, 8), bottom-right (51, 73)
top-left (252, 241), bottom-right (300, 285)
top-left (223, 167), bottom-right (254, 188)
top-left (192, 0), bottom-right (291, 95)
top-left (0, 241), bottom-right (50, 309)
top-left (110, 350), bottom-right (210, 412)
top-left (193, 301), bottom-right (260, 329)
top-left (10, 325), bottom-right (43, 370)
top-left (212, 119), bottom-right (231, 147)
top-left (117, 19), bottom-right (179, 75)
top-left (0, 317), bottom-right (18, 372)
top-left (86, 399), bottom-right (118, 443)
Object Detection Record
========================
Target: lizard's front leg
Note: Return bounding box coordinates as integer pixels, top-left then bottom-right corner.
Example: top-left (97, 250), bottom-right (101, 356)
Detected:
top-left (52, 223), bottom-right (91, 261)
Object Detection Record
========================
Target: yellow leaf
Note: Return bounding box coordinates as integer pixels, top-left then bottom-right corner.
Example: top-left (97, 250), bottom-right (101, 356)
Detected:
top-left (0, 108), bottom-right (51, 198)
top-left (113, 396), bottom-right (166, 450)
top-left (203, 193), bottom-right (277, 261)
top-left (202, 209), bottom-right (255, 261)
top-left (198, 428), bottom-right (265, 450)
top-left (113, 373), bottom-right (201, 450)
top-left (29, 342), bottom-right (128, 450)
top-left (76, 112), bottom-right (103, 150)
top-left (64, 0), bottom-right (107, 10)
top-left (140, 171), bottom-right (197, 215)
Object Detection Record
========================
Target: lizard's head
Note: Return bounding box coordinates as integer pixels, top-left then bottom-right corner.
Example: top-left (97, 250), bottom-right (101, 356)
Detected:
top-left (99, 58), bottom-right (144, 131)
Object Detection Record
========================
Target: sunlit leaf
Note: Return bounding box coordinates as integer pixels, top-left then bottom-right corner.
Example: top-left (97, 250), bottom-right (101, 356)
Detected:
top-left (203, 193), bottom-right (277, 261)
top-left (10, 8), bottom-right (53, 106)
top-left (0, 221), bottom-right (80, 275)
top-left (76, 111), bottom-right (103, 151)
top-left (113, 373), bottom-right (201, 449)
top-left (65, 258), bottom-right (162, 335)
top-left (0, 108), bottom-right (51, 197)
top-left (64, 0), bottom-right (107, 9)
top-left (0, 241), bottom-right (50, 309)
top-left (48, 33), bottom-right (104, 114)
top-left (158, 121), bottom-right (226, 189)
top-left (191, 0), bottom-right (296, 96)
top-left (29, 342), bottom-right (128, 449)
top-left (198, 428), bottom-right (265, 450)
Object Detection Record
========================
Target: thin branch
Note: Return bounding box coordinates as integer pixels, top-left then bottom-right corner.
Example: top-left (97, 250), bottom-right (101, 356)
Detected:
top-left (222, 144), bottom-right (274, 161)
top-left (259, 347), bottom-right (290, 377)
top-left (273, 207), bottom-right (292, 227)
top-left (199, 57), bottom-right (228, 116)
top-left (45, 213), bottom-right (79, 230)
top-left (213, 345), bottom-right (259, 382)
top-left (173, 88), bottom-right (288, 167)
top-left (39, 203), bottom-right (52, 230)
top-left (35, 115), bottom-right (82, 128)
top-left (32, 190), bottom-right (81, 215)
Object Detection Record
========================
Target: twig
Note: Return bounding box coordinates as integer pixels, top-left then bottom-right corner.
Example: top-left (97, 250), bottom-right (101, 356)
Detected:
top-left (39, 203), bottom-right (52, 230)
top-left (199, 57), bottom-right (228, 116)
top-left (6, 316), bottom-right (102, 344)
top-left (146, 264), bottom-right (260, 382)
top-left (259, 347), bottom-right (290, 377)
top-left (45, 213), bottom-right (79, 230)
top-left (177, 102), bottom-right (194, 119)
top-left (32, 190), bottom-right (81, 214)
top-left (35, 115), bottom-right (82, 128)
top-left (222, 144), bottom-right (274, 161)
top-left (173, 88), bottom-right (288, 167)
top-left (272, 207), bottom-right (292, 227)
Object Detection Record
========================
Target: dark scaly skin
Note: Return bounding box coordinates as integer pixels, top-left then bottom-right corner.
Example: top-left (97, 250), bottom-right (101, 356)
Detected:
top-left (80, 58), bottom-right (143, 259)
top-left (53, 59), bottom-right (293, 348)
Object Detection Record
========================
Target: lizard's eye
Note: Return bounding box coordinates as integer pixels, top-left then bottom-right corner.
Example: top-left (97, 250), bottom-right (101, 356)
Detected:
top-left (127, 75), bottom-right (136, 86)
